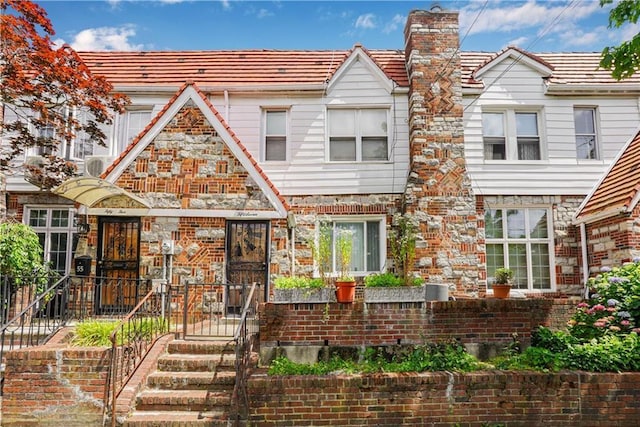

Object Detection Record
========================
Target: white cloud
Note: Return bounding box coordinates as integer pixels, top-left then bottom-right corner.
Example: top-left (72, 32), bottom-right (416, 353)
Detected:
top-left (355, 13), bottom-right (376, 30)
top-left (383, 14), bottom-right (405, 35)
top-left (62, 26), bottom-right (143, 51)
top-left (505, 36), bottom-right (529, 49)
top-left (257, 8), bottom-right (273, 19)
top-left (220, 0), bottom-right (231, 9)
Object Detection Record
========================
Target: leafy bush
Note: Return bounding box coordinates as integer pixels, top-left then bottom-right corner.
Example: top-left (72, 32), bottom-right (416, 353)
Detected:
top-left (273, 276), bottom-right (324, 289)
top-left (364, 272), bottom-right (403, 287)
top-left (268, 342), bottom-right (483, 375)
top-left (71, 318), bottom-right (167, 347)
top-left (531, 326), bottom-right (577, 353)
top-left (0, 222), bottom-right (57, 288)
top-left (492, 346), bottom-right (563, 372)
top-left (562, 333), bottom-right (640, 372)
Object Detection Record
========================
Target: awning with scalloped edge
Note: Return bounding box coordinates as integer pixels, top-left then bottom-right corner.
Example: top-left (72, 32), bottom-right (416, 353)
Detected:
top-left (52, 176), bottom-right (151, 210)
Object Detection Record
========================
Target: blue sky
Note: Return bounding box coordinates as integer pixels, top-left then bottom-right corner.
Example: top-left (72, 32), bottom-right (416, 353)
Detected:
top-left (37, 0), bottom-right (639, 53)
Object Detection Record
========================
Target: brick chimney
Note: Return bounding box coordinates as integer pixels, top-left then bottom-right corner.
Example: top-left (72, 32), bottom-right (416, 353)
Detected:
top-left (403, 9), bottom-right (484, 296)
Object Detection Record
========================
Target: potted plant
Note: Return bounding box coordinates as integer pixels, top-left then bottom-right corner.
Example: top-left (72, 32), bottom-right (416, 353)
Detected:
top-left (492, 267), bottom-right (513, 299)
top-left (334, 228), bottom-right (356, 303)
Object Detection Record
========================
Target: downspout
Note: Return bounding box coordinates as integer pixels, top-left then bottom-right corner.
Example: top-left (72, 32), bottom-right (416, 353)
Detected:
top-left (580, 222), bottom-right (589, 298)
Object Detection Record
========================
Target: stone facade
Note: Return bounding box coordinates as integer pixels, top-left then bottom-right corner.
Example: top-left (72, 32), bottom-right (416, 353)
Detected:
top-left (403, 10), bottom-right (483, 296)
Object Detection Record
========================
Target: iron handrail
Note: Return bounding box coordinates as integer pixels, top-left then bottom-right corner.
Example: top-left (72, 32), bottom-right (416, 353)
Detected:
top-left (230, 282), bottom-right (260, 425)
top-left (0, 274), bottom-right (71, 366)
top-left (103, 286), bottom-right (170, 427)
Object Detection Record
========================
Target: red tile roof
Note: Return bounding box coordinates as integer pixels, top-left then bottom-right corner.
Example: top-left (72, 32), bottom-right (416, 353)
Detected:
top-left (576, 130), bottom-right (640, 221)
top-left (78, 49), bottom-right (409, 88)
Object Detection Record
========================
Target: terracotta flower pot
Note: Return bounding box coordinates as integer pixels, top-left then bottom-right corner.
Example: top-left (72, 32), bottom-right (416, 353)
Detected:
top-left (492, 284), bottom-right (511, 299)
top-left (335, 280), bottom-right (356, 303)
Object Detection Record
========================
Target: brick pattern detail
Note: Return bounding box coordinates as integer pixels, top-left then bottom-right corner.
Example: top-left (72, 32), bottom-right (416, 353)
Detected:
top-left (260, 299), bottom-right (576, 348)
top-left (247, 371), bottom-right (640, 426)
top-left (403, 10), bottom-right (482, 296)
top-left (585, 205), bottom-right (640, 273)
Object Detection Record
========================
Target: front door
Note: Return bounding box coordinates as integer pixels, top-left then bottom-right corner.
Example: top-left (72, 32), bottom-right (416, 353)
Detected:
top-left (226, 220), bottom-right (269, 313)
top-left (96, 217), bottom-right (141, 314)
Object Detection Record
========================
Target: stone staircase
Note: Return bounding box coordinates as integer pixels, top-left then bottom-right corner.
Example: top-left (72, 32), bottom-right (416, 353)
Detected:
top-left (123, 339), bottom-right (238, 426)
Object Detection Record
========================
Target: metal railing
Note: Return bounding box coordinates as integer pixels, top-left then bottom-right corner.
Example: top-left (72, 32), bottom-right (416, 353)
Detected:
top-left (103, 287), bottom-right (171, 427)
top-left (230, 282), bottom-right (261, 425)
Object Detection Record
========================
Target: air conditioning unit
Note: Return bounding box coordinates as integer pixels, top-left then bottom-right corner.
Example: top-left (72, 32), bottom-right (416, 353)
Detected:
top-left (25, 156), bottom-right (45, 167)
top-left (83, 156), bottom-right (113, 177)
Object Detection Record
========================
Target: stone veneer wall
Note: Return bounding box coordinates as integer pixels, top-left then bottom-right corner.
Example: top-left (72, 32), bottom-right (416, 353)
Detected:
top-left (585, 204), bottom-right (640, 273)
top-left (403, 10), bottom-right (483, 297)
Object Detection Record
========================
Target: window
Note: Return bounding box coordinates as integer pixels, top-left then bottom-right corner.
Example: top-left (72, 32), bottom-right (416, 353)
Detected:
top-left (485, 207), bottom-right (552, 291)
top-left (482, 110), bottom-right (541, 160)
top-left (71, 108), bottom-right (95, 160)
top-left (574, 107), bottom-right (598, 160)
top-left (264, 110), bottom-right (287, 161)
top-left (117, 109), bottom-right (152, 152)
top-left (318, 218), bottom-right (384, 275)
top-left (36, 124), bottom-right (56, 156)
top-left (328, 109), bottom-right (388, 161)
top-left (26, 207), bottom-right (78, 275)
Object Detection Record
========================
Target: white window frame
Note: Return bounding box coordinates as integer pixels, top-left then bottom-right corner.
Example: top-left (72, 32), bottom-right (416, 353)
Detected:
top-left (485, 206), bottom-right (555, 292)
top-left (326, 107), bottom-right (390, 162)
top-left (69, 107), bottom-right (95, 161)
top-left (574, 106), bottom-right (599, 160)
top-left (482, 108), bottom-right (545, 161)
top-left (116, 108), bottom-right (152, 153)
top-left (262, 108), bottom-right (289, 162)
top-left (315, 216), bottom-right (386, 278)
top-left (24, 206), bottom-right (77, 275)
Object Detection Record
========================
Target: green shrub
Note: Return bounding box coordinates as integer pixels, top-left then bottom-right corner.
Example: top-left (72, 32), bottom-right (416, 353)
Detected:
top-left (273, 276), bottom-right (324, 289)
top-left (492, 346), bottom-right (563, 372)
top-left (562, 333), bottom-right (640, 372)
top-left (364, 272), bottom-right (403, 287)
top-left (71, 318), bottom-right (167, 347)
top-left (531, 326), bottom-right (577, 353)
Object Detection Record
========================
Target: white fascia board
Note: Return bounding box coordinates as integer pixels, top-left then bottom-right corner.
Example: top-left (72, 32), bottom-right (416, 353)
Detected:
top-left (327, 48), bottom-right (394, 93)
top-left (545, 83), bottom-right (640, 95)
top-left (474, 49), bottom-right (553, 79)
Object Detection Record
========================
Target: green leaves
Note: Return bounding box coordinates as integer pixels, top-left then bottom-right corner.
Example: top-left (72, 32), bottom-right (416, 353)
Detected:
top-left (599, 0), bottom-right (640, 80)
top-left (0, 222), bottom-right (54, 287)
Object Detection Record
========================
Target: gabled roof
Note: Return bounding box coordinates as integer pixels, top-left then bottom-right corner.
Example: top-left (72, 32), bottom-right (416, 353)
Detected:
top-left (327, 44), bottom-right (397, 93)
top-left (78, 49), bottom-right (409, 90)
top-left (103, 82), bottom-right (289, 217)
top-left (473, 46), bottom-right (554, 79)
top-left (574, 128), bottom-right (640, 224)
top-left (461, 49), bottom-right (640, 93)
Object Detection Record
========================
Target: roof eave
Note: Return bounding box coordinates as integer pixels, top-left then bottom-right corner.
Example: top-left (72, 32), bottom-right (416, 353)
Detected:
top-left (112, 83), bottom-right (330, 93)
top-left (572, 206), bottom-right (628, 225)
top-left (545, 83), bottom-right (640, 95)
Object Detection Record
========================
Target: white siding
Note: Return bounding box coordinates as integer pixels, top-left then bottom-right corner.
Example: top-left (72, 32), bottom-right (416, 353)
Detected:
top-left (464, 59), bottom-right (640, 195)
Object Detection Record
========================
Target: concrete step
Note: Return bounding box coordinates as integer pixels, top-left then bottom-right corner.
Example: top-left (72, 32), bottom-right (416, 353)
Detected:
top-left (122, 410), bottom-right (229, 427)
top-left (135, 389), bottom-right (231, 412)
top-left (146, 371), bottom-right (236, 390)
top-left (167, 340), bottom-right (236, 355)
top-left (157, 353), bottom-right (236, 372)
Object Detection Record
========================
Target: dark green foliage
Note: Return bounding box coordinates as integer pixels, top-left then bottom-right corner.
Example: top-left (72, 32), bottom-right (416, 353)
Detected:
top-left (599, 0), bottom-right (640, 80)
top-left (531, 326), bottom-right (577, 353)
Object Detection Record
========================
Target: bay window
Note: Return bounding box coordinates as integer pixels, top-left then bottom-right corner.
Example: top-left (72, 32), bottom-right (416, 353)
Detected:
top-left (485, 207), bottom-right (553, 291)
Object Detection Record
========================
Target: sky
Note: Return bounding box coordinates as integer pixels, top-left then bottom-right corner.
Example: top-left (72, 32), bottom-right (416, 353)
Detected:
top-left (35, 0), bottom-right (640, 53)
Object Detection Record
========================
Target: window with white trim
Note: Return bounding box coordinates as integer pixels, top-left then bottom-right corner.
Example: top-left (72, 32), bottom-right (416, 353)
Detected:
top-left (482, 110), bottom-right (542, 160)
top-left (319, 218), bottom-right (384, 276)
top-left (117, 109), bottom-right (152, 152)
top-left (574, 107), bottom-right (598, 160)
top-left (264, 110), bottom-right (287, 161)
top-left (328, 108), bottom-right (388, 161)
top-left (485, 207), bottom-right (553, 291)
top-left (26, 207), bottom-right (78, 275)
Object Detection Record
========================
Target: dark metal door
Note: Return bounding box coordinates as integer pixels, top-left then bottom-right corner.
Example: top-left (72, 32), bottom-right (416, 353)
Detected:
top-left (226, 220), bottom-right (269, 313)
top-left (96, 217), bottom-right (141, 314)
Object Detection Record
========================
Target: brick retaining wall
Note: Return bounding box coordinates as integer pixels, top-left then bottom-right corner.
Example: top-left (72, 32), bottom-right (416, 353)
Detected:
top-left (261, 299), bottom-right (577, 349)
top-left (247, 371), bottom-right (640, 426)
top-left (2, 346), bottom-right (109, 426)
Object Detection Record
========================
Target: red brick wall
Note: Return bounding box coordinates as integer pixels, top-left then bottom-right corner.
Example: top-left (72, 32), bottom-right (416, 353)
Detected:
top-left (260, 299), bottom-right (576, 348)
top-left (3, 347), bottom-right (109, 426)
top-left (585, 210), bottom-right (640, 273)
top-left (247, 371), bottom-right (640, 426)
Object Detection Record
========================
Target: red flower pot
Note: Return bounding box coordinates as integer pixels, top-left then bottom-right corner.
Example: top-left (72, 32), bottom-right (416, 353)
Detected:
top-left (335, 280), bottom-right (356, 303)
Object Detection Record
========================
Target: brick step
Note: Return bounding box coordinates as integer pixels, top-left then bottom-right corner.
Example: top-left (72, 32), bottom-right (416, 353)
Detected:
top-left (157, 353), bottom-right (236, 372)
top-left (135, 389), bottom-right (231, 412)
top-left (167, 340), bottom-right (235, 355)
top-left (122, 410), bottom-right (229, 427)
top-left (146, 371), bottom-right (236, 390)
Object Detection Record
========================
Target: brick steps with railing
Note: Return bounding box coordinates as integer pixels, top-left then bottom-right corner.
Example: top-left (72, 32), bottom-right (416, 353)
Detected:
top-left (123, 339), bottom-right (237, 427)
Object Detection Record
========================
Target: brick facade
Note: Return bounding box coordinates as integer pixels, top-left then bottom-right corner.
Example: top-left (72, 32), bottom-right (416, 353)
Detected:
top-left (584, 206), bottom-right (640, 272)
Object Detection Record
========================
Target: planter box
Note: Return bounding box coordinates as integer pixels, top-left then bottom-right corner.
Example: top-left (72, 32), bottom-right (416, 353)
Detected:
top-left (364, 285), bottom-right (426, 303)
top-left (272, 287), bottom-right (336, 304)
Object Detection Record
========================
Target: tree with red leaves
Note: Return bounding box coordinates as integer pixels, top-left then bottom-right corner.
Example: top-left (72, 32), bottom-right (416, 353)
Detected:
top-left (0, 0), bottom-right (128, 189)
